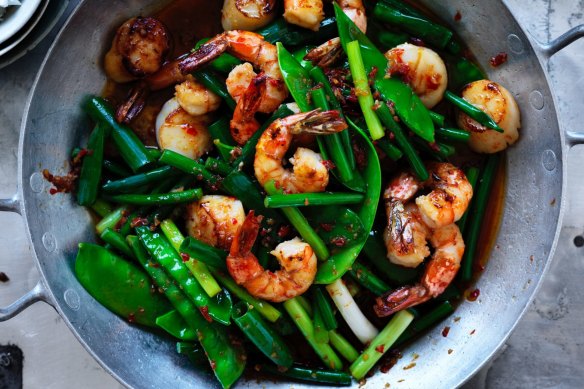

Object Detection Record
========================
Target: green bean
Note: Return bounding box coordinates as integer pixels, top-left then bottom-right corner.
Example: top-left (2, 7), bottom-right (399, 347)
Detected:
top-left (346, 40), bottom-right (385, 140)
top-left (395, 301), bottom-right (454, 346)
top-left (362, 235), bottom-right (420, 286)
top-left (444, 91), bottom-right (504, 132)
top-left (373, 1), bottom-right (453, 49)
top-left (329, 330), bottom-right (359, 363)
top-left (105, 188), bottom-right (202, 206)
top-left (214, 139), bottom-right (237, 162)
top-left (208, 116), bottom-right (235, 151)
top-left (456, 166), bottom-right (480, 235)
top-left (136, 226), bottom-right (232, 325)
top-left (193, 70), bottom-right (236, 110)
top-left (159, 150), bottom-right (217, 183)
top-left (461, 154), bottom-right (500, 281)
top-left (156, 310), bottom-right (197, 341)
top-left (265, 192), bottom-right (364, 208)
top-left (128, 236), bottom-right (245, 388)
top-left (313, 287), bottom-right (337, 331)
top-left (259, 364), bottom-right (352, 386)
top-left (102, 166), bottom-right (179, 194)
top-left (436, 127), bottom-right (471, 143)
top-left (96, 206), bottom-right (127, 235)
top-left (82, 96), bottom-right (154, 172)
top-left (350, 310), bottom-right (414, 380)
top-left (180, 237), bottom-right (228, 271)
top-left (77, 123), bottom-right (108, 206)
top-left (429, 111), bottom-right (445, 127)
top-left (232, 104), bottom-right (294, 168)
top-left (222, 171), bottom-right (280, 221)
top-left (375, 101), bottom-right (429, 181)
top-left (213, 271), bottom-right (281, 323)
top-left (103, 160), bottom-right (131, 178)
top-left (100, 227), bottom-right (135, 259)
top-left (90, 198), bottom-right (113, 218)
top-left (161, 219), bottom-right (222, 298)
top-left (349, 261), bottom-right (391, 296)
top-left (232, 301), bottom-right (293, 367)
top-left (204, 156), bottom-right (232, 176)
top-left (264, 180), bottom-right (329, 261)
top-left (258, 16), bottom-right (337, 46)
top-left (283, 297), bottom-right (343, 370)
top-left (376, 138), bottom-right (403, 161)
top-left (146, 148), bottom-right (162, 160)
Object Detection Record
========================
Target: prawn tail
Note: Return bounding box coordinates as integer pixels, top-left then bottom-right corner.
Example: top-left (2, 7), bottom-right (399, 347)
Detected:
top-left (178, 35), bottom-right (229, 74)
top-left (289, 109), bottom-right (348, 135)
top-left (116, 81), bottom-right (149, 124)
top-left (230, 211), bottom-right (263, 257)
top-left (230, 73), bottom-right (267, 144)
top-left (304, 37), bottom-right (343, 68)
top-left (374, 285), bottom-right (430, 317)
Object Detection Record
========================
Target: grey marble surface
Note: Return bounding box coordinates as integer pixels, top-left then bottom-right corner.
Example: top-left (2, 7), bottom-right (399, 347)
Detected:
top-left (1, 1), bottom-right (583, 388)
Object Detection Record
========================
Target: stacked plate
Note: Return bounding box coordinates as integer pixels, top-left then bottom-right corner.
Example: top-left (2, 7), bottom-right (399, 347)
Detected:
top-left (0, 0), bottom-right (69, 69)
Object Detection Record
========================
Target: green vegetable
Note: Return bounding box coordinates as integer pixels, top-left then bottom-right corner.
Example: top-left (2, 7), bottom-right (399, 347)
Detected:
top-left (205, 156), bottom-right (232, 176)
top-left (129, 236), bottom-right (245, 389)
top-left (305, 206), bottom-right (366, 250)
top-left (349, 261), bottom-right (391, 295)
top-left (232, 301), bottom-right (293, 367)
top-left (283, 297), bottom-right (343, 370)
top-left (362, 234), bottom-right (420, 285)
top-left (313, 307), bottom-right (330, 344)
top-left (95, 206), bottom-right (127, 235)
top-left (329, 330), bottom-right (359, 363)
top-left (436, 127), bottom-right (471, 143)
top-left (82, 96), bottom-right (154, 172)
top-left (313, 287), bottom-right (337, 331)
top-left (159, 150), bottom-right (217, 183)
top-left (102, 166), bottom-right (179, 194)
top-left (445, 91), bottom-right (504, 132)
top-left (193, 70), bottom-right (236, 110)
top-left (136, 226), bottom-right (232, 325)
top-left (259, 364), bottom-right (352, 386)
top-left (156, 310), bottom-right (197, 341)
top-left (160, 220), bottom-right (222, 298)
top-left (335, 3), bottom-right (435, 143)
top-left (90, 198), bottom-right (113, 218)
top-left (461, 154), bottom-right (500, 281)
top-left (277, 42), bottom-right (314, 112)
top-left (258, 16), bottom-right (337, 46)
top-left (346, 40), bottom-right (385, 140)
top-left (396, 301), bottom-right (454, 346)
top-left (103, 159), bottom-right (132, 178)
top-left (350, 310), bottom-right (414, 380)
top-left (75, 243), bottom-right (171, 327)
top-left (265, 192), bottom-right (364, 208)
top-left (195, 38), bottom-right (242, 73)
top-left (100, 227), bottom-right (135, 259)
top-left (180, 237), bottom-right (228, 271)
top-left (77, 123), bottom-right (108, 206)
top-left (105, 188), bottom-right (202, 206)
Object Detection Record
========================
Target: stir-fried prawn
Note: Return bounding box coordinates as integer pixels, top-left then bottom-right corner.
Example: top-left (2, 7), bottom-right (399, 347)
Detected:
top-left (179, 30), bottom-right (288, 114)
top-left (304, 37), bottom-right (344, 68)
top-left (231, 72), bottom-right (267, 144)
top-left (227, 212), bottom-right (317, 302)
top-left (254, 109), bottom-right (348, 193)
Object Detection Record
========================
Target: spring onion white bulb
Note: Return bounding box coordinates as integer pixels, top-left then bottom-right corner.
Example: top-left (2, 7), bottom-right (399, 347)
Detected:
top-left (326, 279), bottom-right (379, 344)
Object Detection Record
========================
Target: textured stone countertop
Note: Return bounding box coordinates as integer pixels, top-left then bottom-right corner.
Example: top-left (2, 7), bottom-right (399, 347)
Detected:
top-left (1, 1), bottom-right (583, 388)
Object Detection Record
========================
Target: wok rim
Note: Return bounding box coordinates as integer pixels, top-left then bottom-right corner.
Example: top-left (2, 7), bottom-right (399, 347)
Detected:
top-left (15, 0), bottom-right (568, 387)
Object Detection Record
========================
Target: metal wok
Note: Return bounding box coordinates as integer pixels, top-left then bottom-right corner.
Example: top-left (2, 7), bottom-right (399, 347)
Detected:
top-left (1, 1), bottom-right (583, 388)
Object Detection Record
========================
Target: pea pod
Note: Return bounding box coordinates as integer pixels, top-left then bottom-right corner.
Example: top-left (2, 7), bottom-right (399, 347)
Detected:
top-left (334, 3), bottom-right (435, 143)
top-left (75, 243), bottom-right (172, 327)
top-left (136, 226), bottom-right (233, 325)
top-left (277, 42), bottom-right (314, 112)
top-left (128, 236), bottom-right (245, 389)
top-left (315, 121), bottom-right (382, 284)
top-left (156, 310), bottom-right (197, 341)
top-left (305, 206), bottom-right (366, 251)
top-left (258, 16), bottom-right (337, 46)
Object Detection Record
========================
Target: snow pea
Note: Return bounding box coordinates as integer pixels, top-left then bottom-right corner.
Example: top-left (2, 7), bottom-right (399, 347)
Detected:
top-left (258, 16), bottom-right (337, 46)
top-left (75, 243), bottom-right (172, 327)
top-left (155, 310), bottom-right (197, 341)
top-left (315, 122), bottom-right (382, 284)
top-left (305, 206), bottom-right (366, 251)
top-left (334, 3), bottom-right (435, 143)
top-left (277, 42), bottom-right (314, 112)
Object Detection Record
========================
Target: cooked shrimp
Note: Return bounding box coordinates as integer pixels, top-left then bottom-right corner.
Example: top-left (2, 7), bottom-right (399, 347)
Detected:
top-left (104, 17), bottom-right (171, 83)
top-left (179, 30), bottom-right (288, 114)
top-left (283, 0), bottom-right (324, 31)
top-left (385, 162), bottom-right (473, 230)
top-left (385, 43), bottom-right (448, 109)
top-left (175, 75), bottom-right (222, 117)
top-left (222, 0), bottom-right (277, 31)
top-left (304, 37), bottom-right (344, 68)
top-left (375, 223), bottom-right (465, 316)
top-left (231, 73), bottom-right (267, 144)
top-left (254, 109), bottom-right (348, 193)
top-left (155, 97), bottom-right (212, 160)
top-left (186, 195), bottom-right (246, 250)
top-left (457, 80), bottom-right (521, 154)
top-left (227, 212), bottom-right (317, 302)
top-left (338, 0), bottom-right (367, 33)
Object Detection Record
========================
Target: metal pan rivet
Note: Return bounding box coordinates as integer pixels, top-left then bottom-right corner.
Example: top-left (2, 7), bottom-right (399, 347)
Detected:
top-left (507, 34), bottom-right (524, 54)
top-left (542, 150), bottom-right (557, 172)
top-left (29, 172), bottom-right (45, 193)
top-left (41, 232), bottom-right (57, 252)
top-left (64, 289), bottom-right (80, 311)
top-left (529, 90), bottom-right (544, 110)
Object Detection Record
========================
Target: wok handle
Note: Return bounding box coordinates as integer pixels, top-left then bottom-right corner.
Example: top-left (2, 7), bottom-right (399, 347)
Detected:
top-left (538, 25), bottom-right (584, 59)
top-left (0, 280), bottom-right (54, 322)
top-left (0, 194), bottom-right (21, 214)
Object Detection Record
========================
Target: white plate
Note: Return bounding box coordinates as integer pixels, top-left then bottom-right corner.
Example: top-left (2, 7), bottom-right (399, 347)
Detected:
top-left (0, 0), bottom-right (41, 44)
top-left (0, 0), bottom-right (47, 56)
